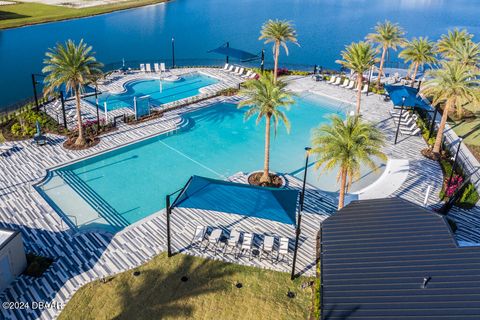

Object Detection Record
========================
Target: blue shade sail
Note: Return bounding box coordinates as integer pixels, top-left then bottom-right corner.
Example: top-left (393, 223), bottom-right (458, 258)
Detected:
top-left (384, 85), bottom-right (432, 111)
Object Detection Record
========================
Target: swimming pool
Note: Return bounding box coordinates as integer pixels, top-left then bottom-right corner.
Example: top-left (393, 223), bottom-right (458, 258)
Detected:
top-left (36, 94), bottom-right (385, 233)
top-left (84, 72), bottom-right (219, 111)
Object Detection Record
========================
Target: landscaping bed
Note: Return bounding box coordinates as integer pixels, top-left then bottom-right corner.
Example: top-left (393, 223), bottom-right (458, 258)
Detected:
top-left (0, 110), bottom-right (67, 141)
top-left (248, 172), bottom-right (284, 188)
top-left (59, 253), bottom-right (312, 320)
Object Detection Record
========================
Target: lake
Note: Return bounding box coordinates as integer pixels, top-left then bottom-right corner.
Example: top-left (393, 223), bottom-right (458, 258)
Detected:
top-left (0, 0), bottom-right (479, 109)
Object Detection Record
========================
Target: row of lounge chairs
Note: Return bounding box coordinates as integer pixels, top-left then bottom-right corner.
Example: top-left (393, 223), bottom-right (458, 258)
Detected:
top-left (390, 109), bottom-right (421, 136)
top-left (327, 75), bottom-right (368, 93)
top-left (140, 63), bottom-right (167, 73)
top-left (223, 63), bottom-right (258, 79)
top-left (192, 226), bottom-right (290, 263)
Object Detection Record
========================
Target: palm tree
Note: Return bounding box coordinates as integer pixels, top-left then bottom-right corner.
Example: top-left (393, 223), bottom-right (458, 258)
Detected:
top-left (259, 19), bottom-right (299, 83)
top-left (43, 39), bottom-right (103, 146)
top-left (399, 37), bottom-right (437, 84)
top-left (336, 41), bottom-right (377, 115)
top-left (421, 61), bottom-right (480, 156)
top-left (366, 20), bottom-right (405, 87)
top-left (436, 28), bottom-right (473, 59)
top-left (451, 40), bottom-right (480, 69)
top-left (238, 72), bottom-right (295, 184)
top-left (311, 116), bottom-right (386, 209)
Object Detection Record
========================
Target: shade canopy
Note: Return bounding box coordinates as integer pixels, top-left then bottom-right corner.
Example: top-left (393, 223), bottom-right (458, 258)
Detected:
top-left (171, 175), bottom-right (299, 225)
top-left (209, 44), bottom-right (260, 62)
top-left (384, 84), bottom-right (431, 111)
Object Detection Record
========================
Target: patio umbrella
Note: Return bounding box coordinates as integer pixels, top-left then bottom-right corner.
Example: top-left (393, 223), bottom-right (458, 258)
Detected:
top-left (384, 84), bottom-right (431, 111)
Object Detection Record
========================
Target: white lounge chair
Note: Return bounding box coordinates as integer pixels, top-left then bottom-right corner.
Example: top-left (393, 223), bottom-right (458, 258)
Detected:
top-left (361, 84), bottom-right (369, 93)
top-left (242, 70), bottom-right (253, 78)
top-left (277, 237), bottom-right (289, 263)
top-left (223, 63), bottom-right (230, 70)
top-left (154, 63), bottom-right (160, 73)
top-left (224, 229), bottom-right (241, 256)
top-left (145, 64), bottom-right (152, 73)
top-left (340, 79), bottom-right (349, 88)
top-left (249, 72), bottom-right (257, 79)
top-left (240, 232), bottom-right (253, 260)
top-left (333, 77), bottom-right (342, 85)
top-left (160, 63), bottom-right (166, 72)
top-left (232, 66), bottom-right (240, 74)
top-left (236, 67), bottom-right (245, 76)
top-left (261, 235), bottom-right (275, 261)
top-left (140, 64), bottom-right (145, 72)
top-left (327, 75), bottom-right (337, 84)
top-left (346, 80), bottom-right (355, 90)
top-left (226, 65), bottom-right (234, 72)
top-left (191, 226), bottom-right (207, 249)
top-left (206, 228), bottom-right (223, 254)
top-left (400, 127), bottom-right (421, 136)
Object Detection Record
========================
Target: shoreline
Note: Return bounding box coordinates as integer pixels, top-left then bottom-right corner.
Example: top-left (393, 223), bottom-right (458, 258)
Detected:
top-left (0, 0), bottom-right (169, 30)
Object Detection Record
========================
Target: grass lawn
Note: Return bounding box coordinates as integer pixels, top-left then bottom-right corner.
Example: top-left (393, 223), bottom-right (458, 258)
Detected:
top-left (59, 253), bottom-right (313, 320)
top-left (449, 113), bottom-right (480, 160)
top-left (0, 0), bottom-right (166, 30)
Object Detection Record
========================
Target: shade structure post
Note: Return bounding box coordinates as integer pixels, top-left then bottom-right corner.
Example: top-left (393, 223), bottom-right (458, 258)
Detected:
top-left (394, 97), bottom-right (406, 145)
top-left (32, 74), bottom-right (39, 112)
top-left (171, 37), bottom-right (175, 68)
top-left (429, 105), bottom-right (438, 140)
top-left (225, 42), bottom-right (230, 64)
top-left (291, 211), bottom-right (302, 280)
top-left (260, 49), bottom-right (265, 73)
top-left (447, 138), bottom-right (462, 187)
top-left (60, 91), bottom-right (67, 129)
top-left (166, 194), bottom-right (172, 257)
top-left (95, 86), bottom-right (100, 132)
top-left (300, 147), bottom-right (312, 211)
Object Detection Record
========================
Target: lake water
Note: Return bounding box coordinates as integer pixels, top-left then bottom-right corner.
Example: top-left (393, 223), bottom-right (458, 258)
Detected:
top-left (0, 0), bottom-right (479, 108)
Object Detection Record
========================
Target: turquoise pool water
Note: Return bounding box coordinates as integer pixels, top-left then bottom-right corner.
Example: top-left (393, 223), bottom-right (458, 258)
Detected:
top-left (37, 94), bottom-right (384, 233)
top-left (84, 72), bottom-right (218, 111)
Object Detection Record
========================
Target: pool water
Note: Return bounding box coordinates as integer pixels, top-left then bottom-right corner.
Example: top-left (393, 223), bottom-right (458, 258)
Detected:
top-left (37, 94), bottom-right (385, 233)
top-left (84, 72), bottom-right (219, 111)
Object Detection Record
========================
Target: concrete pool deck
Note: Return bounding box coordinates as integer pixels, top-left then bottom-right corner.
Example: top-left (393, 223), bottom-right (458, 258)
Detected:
top-left (0, 73), bottom-right (478, 319)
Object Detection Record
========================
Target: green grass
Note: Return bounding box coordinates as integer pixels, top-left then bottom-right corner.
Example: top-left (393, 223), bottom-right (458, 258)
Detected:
top-left (0, 1), bottom-right (167, 30)
top-left (449, 114), bottom-right (480, 161)
top-left (59, 253), bottom-right (313, 320)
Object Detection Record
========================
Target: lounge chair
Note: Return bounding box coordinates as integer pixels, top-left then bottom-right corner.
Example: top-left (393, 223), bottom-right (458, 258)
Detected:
top-left (242, 70), bottom-right (253, 78)
top-left (277, 237), bottom-right (290, 263)
top-left (224, 229), bottom-right (241, 257)
top-left (332, 77), bottom-right (342, 85)
top-left (261, 235), bottom-right (275, 261)
top-left (140, 64), bottom-right (145, 72)
top-left (340, 79), bottom-right (350, 88)
top-left (240, 232), bottom-right (253, 260)
top-left (206, 228), bottom-right (223, 254)
top-left (361, 84), bottom-right (369, 93)
top-left (160, 63), bottom-right (166, 72)
top-left (145, 64), bottom-right (152, 73)
top-left (345, 80), bottom-right (355, 90)
top-left (226, 65), bottom-right (234, 72)
top-left (400, 127), bottom-right (421, 136)
top-left (236, 67), bottom-right (245, 76)
top-left (327, 75), bottom-right (337, 84)
top-left (0, 144), bottom-right (14, 156)
top-left (191, 226), bottom-right (207, 249)
top-left (400, 122), bottom-right (418, 131)
top-left (249, 72), bottom-right (257, 79)
top-left (232, 66), bottom-right (240, 74)
top-left (154, 63), bottom-right (160, 73)
top-left (223, 63), bottom-right (230, 70)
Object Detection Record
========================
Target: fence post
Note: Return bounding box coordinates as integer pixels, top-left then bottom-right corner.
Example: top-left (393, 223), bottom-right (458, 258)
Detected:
top-left (60, 91), bottom-right (67, 129)
top-left (32, 74), bottom-right (39, 112)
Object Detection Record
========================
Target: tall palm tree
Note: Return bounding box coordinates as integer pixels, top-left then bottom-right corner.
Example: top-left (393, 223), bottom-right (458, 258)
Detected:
top-left (238, 72), bottom-right (295, 184)
top-left (311, 116), bottom-right (386, 209)
top-left (421, 61), bottom-right (480, 156)
top-left (451, 40), bottom-right (480, 69)
top-left (366, 20), bottom-right (405, 87)
top-left (399, 37), bottom-right (437, 84)
top-left (436, 28), bottom-right (473, 59)
top-left (43, 39), bottom-right (103, 146)
top-left (336, 41), bottom-right (377, 115)
top-left (259, 19), bottom-right (299, 83)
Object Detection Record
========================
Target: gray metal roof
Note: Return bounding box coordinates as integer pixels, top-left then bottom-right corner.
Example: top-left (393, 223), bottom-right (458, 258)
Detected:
top-left (320, 197), bottom-right (480, 320)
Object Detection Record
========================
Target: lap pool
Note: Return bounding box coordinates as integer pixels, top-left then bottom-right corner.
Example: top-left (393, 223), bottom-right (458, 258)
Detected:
top-left (36, 94), bottom-right (385, 233)
top-left (84, 72), bottom-right (219, 111)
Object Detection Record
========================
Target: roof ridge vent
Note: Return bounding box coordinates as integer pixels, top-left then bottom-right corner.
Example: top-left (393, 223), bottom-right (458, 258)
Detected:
top-left (421, 276), bottom-right (431, 288)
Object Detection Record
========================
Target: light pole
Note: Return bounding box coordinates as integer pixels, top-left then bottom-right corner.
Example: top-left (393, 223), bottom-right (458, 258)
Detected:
top-left (300, 147), bottom-right (312, 211)
top-left (95, 86), bottom-right (100, 132)
top-left (447, 138), bottom-right (462, 188)
top-left (260, 49), bottom-right (265, 73)
top-left (171, 37), bottom-right (175, 68)
top-left (31, 74), bottom-right (40, 111)
top-left (394, 96), bottom-right (406, 145)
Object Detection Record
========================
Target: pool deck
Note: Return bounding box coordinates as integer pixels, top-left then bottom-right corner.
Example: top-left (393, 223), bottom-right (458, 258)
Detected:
top-left (0, 73), bottom-right (479, 319)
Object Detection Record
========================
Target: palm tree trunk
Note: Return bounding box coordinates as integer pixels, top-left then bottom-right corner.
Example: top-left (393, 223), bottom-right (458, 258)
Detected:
top-left (375, 46), bottom-right (387, 88)
top-left (74, 86), bottom-right (86, 146)
top-left (411, 62), bottom-right (419, 87)
top-left (433, 99), bottom-right (453, 156)
top-left (273, 41), bottom-right (280, 83)
top-left (355, 74), bottom-right (363, 115)
top-left (338, 167), bottom-right (347, 209)
top-left (260, 114), bottom-right (272, 184)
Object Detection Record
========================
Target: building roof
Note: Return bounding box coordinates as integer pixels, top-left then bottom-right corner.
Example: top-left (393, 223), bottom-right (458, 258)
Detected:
top-left (320, 197), bottom-right (480, 320)
top-left (0, 228), bottom-right (17, 249)
top-left (171, 175), bottom-right (299, 225)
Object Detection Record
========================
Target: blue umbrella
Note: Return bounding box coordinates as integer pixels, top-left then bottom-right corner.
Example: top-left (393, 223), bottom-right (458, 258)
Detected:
top-left (384, 84), bottom-right (431, 111)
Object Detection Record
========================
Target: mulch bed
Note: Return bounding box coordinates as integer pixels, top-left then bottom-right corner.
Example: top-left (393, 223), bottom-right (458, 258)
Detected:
top-left (247, 172), bottom-right (283, 188)
top-left (63, 137), bottom-right (100, 150)
top-left (126, 110), bottom-right (164, 125)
